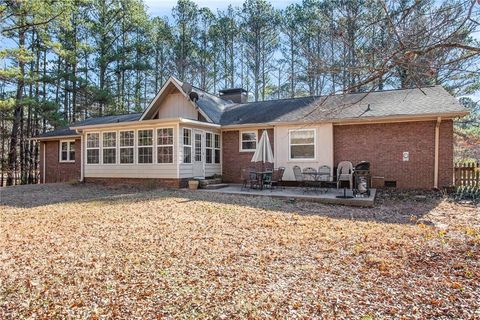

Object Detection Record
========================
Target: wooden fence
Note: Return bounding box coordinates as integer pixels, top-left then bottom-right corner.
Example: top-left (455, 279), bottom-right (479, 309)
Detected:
top-left (454, 162), bottom-right (480, 187)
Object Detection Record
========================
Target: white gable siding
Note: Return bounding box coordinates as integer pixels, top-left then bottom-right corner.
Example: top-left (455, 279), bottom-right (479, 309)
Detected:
top-left (156, 93), bottom-right (197, 120)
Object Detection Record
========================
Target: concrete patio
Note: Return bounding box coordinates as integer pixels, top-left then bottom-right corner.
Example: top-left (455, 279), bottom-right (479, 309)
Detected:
top-left (199, 184), bottom-right (376, 207)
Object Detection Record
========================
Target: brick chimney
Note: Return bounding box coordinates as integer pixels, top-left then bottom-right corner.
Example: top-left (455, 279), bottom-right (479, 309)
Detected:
top-left (218, 88), bottom-right (248, 104)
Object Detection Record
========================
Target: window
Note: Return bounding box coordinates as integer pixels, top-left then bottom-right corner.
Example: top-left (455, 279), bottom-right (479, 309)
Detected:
top-left (289, 129), bottom-right (315, 160)
top-left (205, 132), bottom-right (213, 164)
top-left (240, 131), bottom-right (257, 151)
top-left (183, 128), bottom-right (192, 164)
top-left (157, 128), bottom-right (173, 163)
top-left (214, 134), bottom-right (220, 164)
top-left (102, 132), bottom-right (116, 164)
top-left (86, 133), bottom-right (100, 164)
top-left (138, 129), bottom-right (153, 164)
top-left (119, 130), bottom-right (134, 164)
top-left (59, 140), bottom-right (75, 162)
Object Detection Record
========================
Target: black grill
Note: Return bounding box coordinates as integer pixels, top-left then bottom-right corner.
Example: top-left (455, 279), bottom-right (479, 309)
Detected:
top-left (354, 161), bottom-right (371, 196)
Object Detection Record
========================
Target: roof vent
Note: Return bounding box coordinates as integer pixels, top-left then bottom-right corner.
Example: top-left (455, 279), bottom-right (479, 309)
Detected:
top-left (219, 88), bottom-right (248, 104)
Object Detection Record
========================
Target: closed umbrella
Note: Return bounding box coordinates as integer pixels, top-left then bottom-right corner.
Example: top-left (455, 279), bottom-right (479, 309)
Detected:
top-left (251, 130), bottom-right (274, 168)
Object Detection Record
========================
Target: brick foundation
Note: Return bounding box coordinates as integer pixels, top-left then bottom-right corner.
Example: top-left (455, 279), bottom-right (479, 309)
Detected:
top-left (222, 128), bottom-right (274, 183)
top-left (333, 120), bottom-right (453, 189)
top-left (84, 177), bottom-right (189, 188)
top-left (40, 138), bottom-right (81, 183)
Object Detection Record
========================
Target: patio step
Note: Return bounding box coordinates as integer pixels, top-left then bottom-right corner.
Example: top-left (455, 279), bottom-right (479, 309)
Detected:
top-left (202, 183), bottom-right (229, 190)
top-left (199, 178), bottom-right (222, 188)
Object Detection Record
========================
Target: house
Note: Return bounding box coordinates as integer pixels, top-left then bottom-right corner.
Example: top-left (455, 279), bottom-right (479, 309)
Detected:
top-left (35, 76), bottom-right (468, 189)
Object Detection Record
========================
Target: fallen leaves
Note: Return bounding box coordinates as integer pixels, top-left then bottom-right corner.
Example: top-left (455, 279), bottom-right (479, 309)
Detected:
top-left (0, 183), bottom-right (479, 318)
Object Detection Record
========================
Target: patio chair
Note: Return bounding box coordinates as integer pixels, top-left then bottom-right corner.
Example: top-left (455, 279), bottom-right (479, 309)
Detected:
top-left (336, 161), bottom-right (354, 189)
top-left (262, 171), bottom-right (273, 189)
top-left (292, 166), bottom-right (304, 189)
top-left (271, 167), bottom-right (285, 190)
top-left (241, 168), bottom-right (259, 190)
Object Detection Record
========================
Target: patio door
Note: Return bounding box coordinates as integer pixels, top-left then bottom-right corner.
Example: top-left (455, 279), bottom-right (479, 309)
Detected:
top-left (193, 130), bottom-right (205, 178)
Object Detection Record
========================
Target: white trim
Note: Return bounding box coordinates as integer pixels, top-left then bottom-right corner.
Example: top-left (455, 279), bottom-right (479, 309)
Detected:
top-left (239, 130), bottom-right (258, 152)
top-left (214, 133), bottom-right (221, 165)
top-left (42, 141), bottom-right (46, 183)
top-left (288, 128), bottom-right (316, 161)
top-left (59, 139), bottom-right (76, 163)
top-left (182, 128), bottom-right (193, 164)
top-left (80, 136), bottom-right (84, 181)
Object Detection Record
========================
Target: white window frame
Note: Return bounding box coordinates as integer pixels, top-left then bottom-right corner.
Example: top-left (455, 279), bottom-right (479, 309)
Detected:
top-left (119, 130), bottom-right (135, 165)
top-left (102, 131), bottom-right (117, 165)
top-left (183, 128), bottom-right (192, 164)
top-left (59, 140), bottom-right (75, 163)
top-left (288, 128), bottom-right (316, 161)
top-left (86, 132), bottom-right (100, 164)
top-left (205, 132), bottom-right (213, 164)
top-left (137, 128), bottom-right (154, 164)
top-left (214, 133), bottom-right (221, 164)
top-left (157, 127), bottom-right (174, 164)
top-left (239, 130), bottom-right (257, 152)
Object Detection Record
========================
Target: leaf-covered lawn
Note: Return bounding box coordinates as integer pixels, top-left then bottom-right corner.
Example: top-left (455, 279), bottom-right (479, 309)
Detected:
top-left (1, 184), bottom-right (479, 319)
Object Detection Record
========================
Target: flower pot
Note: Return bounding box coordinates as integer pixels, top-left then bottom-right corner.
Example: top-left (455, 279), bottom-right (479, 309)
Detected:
top-left (188, 180), bottom-right (199, 190)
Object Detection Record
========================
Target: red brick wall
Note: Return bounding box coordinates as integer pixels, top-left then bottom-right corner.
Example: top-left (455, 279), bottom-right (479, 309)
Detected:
top-left (333, 120), bottom-right (454, 189)
top-left (222, 129), bottom-right (274, 183)
top-left (40, 138), bottom-right (81, 183)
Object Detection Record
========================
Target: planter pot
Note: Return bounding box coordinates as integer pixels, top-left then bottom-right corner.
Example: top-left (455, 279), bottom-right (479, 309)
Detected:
top-left (188, 180), bottom-right (199, 190)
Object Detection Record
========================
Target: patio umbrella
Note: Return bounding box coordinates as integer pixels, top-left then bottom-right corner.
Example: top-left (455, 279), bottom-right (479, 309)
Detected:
top-left (251, 130), bottom-right (274, 169)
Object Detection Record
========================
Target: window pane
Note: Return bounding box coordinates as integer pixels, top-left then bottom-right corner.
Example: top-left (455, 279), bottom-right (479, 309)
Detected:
top-left (61, 151), bottom-right (68, 161)
top-left (183, 146), bottom-right (191, 163)
top-left (214, 134), bottom-right (220, 148)
top-left (183, 129), bottom-right (191, 145)
top-left (157, 128), bottom-right (173, 145)
top-left (242, 141), bottom-right (256, 150)
top-left (120, 148), bottom-right (134, 164)
top-left (61, 142), bottom-right (68, 151)
top-left (69, 142), bottom-right (75, 161)
top-left (290, 145), bottom-right (315, 159)
top-left (214, 149), bottom-right (220, 164)
top-left (87, 133), bottom-right (99, 148)
top-left (138, 130), bottom-right (153, 146)
top-left (87, 149), bottom-right (99, 164)
top-left (206, 148), bottom-right (212, 163)
top-left (103, 132), bottom-right (116, 147)
top-left (138, 147), bottom-right (153, 163)
top-left (290, 130), bottom-right (314, 144)
top-left (120, 131), bottom-right (134, 147)
top-left (206, 133), bottom-right (212, 148)
top-left (103, 148), bottom-right (116, 164)
top-left (242, 132), bottom-right (256, 141)
top-left (157, 146), bottom-right (173, 163)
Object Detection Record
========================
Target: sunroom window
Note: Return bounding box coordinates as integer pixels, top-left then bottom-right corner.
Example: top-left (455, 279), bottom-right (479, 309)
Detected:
top-left (86, 133), bottom-right (100, 164)
top-left (157, 128), bottom-right (173, 163)
top-left (102, 132), bottom-right (116, 164)
top-left (138, 129), bottom-right (153, 164)
top-left (119, 131), bottom-right (134, 164)
top-left (206, 132), bottom-right (213, 164)
top-left (183, 128), bottom-right (192, 164)
top-left (289, 129), bottom-right (315, 160)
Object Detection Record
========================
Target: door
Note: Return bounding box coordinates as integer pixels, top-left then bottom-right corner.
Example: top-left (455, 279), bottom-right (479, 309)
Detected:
top-left (193, 130), bottom-right (205, 178)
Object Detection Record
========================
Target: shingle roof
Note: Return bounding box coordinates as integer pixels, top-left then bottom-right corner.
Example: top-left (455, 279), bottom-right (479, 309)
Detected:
top-left (36, 113), bottom-right (142, 138)
top-left (36, 85), bottom-right (467, 138)
top-left (220, 86), bottom-right (467, 125)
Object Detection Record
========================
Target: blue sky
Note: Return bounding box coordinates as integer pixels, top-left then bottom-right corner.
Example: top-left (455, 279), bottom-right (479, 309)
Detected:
top-left (143, 0), bottom-right (300, 17)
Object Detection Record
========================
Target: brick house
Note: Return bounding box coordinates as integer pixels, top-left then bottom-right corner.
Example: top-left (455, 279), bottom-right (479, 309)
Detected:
top-left (35, 76), bottom-right (467, 189)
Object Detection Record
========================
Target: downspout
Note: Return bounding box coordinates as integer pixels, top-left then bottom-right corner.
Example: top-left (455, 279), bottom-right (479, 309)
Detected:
top-left (42, 141), bottom-right (46, 184)
top-left (434, 117), bottom-right (441, 189)
top-left (76, 129), bottom-right (84, 182)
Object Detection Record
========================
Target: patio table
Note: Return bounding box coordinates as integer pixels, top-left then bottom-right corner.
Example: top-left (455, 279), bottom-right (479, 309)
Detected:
top-left (302, 172), bottom-right (331, 193)
top-left (254, 171), bottom-right (273, 190)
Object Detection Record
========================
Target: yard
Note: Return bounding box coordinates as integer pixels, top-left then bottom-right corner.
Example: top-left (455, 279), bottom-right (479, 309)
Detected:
top-left (0, 184), bottom-right (479, 319)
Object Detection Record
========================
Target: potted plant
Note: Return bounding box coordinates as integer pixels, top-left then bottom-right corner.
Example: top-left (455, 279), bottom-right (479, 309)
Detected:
top-left (188, 179), bottom-right (199, 190)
